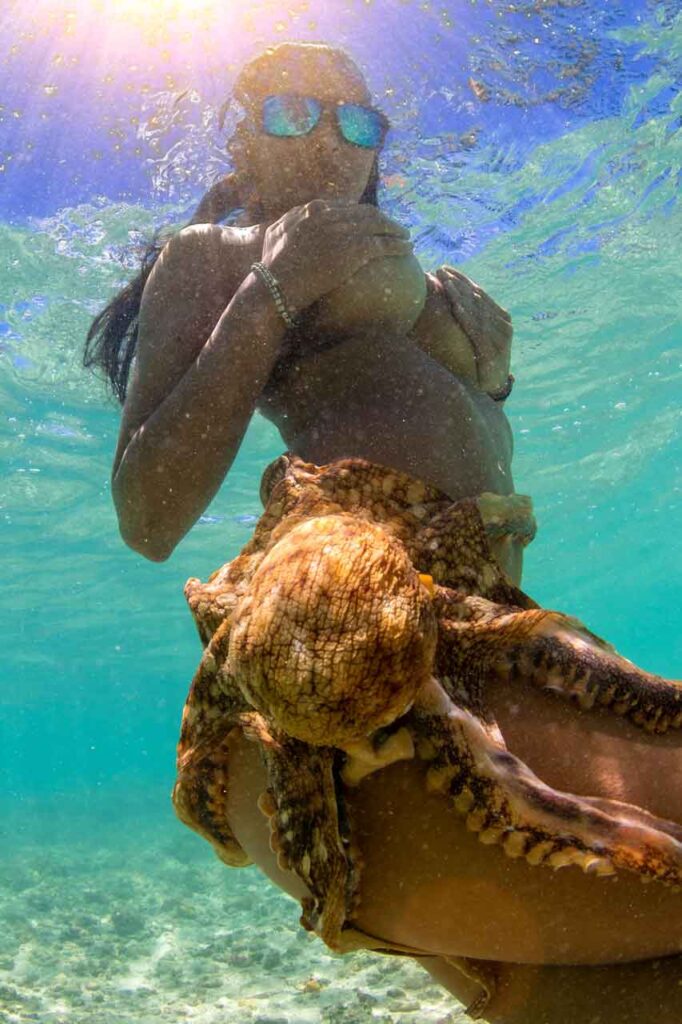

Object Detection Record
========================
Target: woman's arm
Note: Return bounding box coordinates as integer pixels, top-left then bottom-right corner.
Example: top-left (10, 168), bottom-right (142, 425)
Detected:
top-left (112, 226), bottom-right (286, 561)
top-left (411, 268), bottom-right (513, 397)
top-left (112, 206), bottom-right (415, 561)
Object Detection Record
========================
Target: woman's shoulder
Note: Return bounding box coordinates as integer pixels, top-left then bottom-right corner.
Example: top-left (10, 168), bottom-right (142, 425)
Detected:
top-left (163, 222), bottom-right (262, 268)
top-left (136, 223), bottom-right (259, 365)
top-left (146, 223), bottom-right (262, 310)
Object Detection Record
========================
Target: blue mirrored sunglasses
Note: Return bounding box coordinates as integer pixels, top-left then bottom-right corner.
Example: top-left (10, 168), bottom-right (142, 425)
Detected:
top-left (261, 94), bottom-right (389, 150)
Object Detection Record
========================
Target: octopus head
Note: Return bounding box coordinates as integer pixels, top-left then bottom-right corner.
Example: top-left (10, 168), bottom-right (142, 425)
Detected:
top-left (227, 514), bottom-right (437, 747)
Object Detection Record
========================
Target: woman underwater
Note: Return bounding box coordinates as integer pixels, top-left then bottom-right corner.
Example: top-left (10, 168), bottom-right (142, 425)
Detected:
top-left (85, 43), bottom-right (682, 1024)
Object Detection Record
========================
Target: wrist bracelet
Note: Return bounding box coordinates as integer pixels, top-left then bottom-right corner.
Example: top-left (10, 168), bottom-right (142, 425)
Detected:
top-left (251, 261), bottom-right (301, 330)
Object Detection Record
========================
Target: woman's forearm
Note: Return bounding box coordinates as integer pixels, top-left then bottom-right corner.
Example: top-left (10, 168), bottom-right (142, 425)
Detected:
top-left (112, 273), bottom-right (285, 561)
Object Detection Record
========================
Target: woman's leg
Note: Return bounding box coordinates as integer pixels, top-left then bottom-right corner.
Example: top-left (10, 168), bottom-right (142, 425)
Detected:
top-left (419, 953), bottom-right (682, 1024)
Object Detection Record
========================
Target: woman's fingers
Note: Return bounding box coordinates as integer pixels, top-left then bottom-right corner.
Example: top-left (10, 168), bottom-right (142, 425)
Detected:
top-left (299, 200), bottom-right (410, 237)
top-left (328, 214), bottom-right (410, 239)
top-left (434, 267), bottom-right (512, 392)
top-left (353, 234), bottom-right (414, 264)
top-left (441, 276), bottom-right (512, 347)
top-left (313, 235), bottom-right (412, 292)
top-left (443, 283), bottom-right (512, 346)
top-left (439, 265), bottom-right (512, 322)
top-left (325, 226), bottom-right (411, 250)
top-left (262, 201), bottom-right (414, 311)
top-left (279, 199), bottom-right (410, 241)
top-left (324, 226), bottom-right (413, 264)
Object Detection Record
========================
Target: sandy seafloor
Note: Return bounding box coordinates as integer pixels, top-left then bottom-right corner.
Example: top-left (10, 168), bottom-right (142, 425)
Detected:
top-left (1, 795), bottom-right (467, 1024)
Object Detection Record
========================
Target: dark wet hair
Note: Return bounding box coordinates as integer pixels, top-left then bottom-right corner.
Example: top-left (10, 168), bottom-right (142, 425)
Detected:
top-left (83, 42), bottom-right (382, 405)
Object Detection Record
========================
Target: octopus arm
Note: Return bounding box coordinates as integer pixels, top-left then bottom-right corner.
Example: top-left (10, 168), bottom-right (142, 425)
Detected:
top-left (172, 624), bottom-right (254, 869)
top-left (412, 693), bottom-right (682, 888)
top-left (450, 603), bottom-right (682, 734)
top-left (175, 619), bottom-right (246, 770)
top-left (254, 728), bottom-right (358, 950)
top-left (173, 730), bottom-right (253, 868)
top-left (415, 496), bottom-right (538, 609)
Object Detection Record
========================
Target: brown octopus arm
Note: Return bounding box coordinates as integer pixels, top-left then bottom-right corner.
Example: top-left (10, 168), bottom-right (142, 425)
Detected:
top-left (172, 620), bottom-right (254, 867)
top-left (415, 494), bottom-right (538, 609)
top-left (248, 721), bottom-right (358, 950)
top-left (412, 671), bottom-right (682, 889)
top-left (439, 593), bottom-right (682, 735)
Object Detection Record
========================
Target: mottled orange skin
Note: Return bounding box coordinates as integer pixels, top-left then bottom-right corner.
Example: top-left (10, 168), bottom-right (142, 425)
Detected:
top-left (228, 514), bottom-right (437, 747)
top-left (173, 454), bottom-right (682, 1012)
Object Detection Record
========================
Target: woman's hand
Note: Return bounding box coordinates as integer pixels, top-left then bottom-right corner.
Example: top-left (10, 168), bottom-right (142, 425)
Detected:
top-left (259, 199), bottom-right (413, 316)
top-left (429, 266), bottom-right (513, 394)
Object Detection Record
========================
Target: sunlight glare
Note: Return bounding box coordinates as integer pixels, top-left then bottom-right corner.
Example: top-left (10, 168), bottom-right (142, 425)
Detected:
top-left (91, 0), bottom-right (219, 18)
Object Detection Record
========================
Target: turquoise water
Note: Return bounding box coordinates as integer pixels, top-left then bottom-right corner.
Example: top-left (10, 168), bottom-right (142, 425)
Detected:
top-left (2, 2), bottom-right (681, 1021)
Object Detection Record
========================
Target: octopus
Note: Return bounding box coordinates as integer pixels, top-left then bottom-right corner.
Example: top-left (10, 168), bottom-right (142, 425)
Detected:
top-left (173, 453), bottom-right (682, 992)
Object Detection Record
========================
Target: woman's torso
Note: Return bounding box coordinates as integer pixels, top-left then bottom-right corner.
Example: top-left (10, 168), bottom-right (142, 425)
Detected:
top-left (222, 224), bottom-right (516, 502)
top-left (260, 336), bottom-right (513, 493)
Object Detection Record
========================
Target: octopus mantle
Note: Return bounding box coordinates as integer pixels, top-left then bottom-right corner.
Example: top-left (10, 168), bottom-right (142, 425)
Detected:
top-left (173, 454), bottom-right (682, 959)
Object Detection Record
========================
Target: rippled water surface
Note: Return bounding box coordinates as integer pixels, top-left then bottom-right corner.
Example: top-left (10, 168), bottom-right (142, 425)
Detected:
top-left (1, 1), bottom-right (681, 1020)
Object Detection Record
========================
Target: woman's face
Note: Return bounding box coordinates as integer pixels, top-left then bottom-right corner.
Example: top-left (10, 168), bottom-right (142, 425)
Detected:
top-left (238, 53), bottom-right (379, 218)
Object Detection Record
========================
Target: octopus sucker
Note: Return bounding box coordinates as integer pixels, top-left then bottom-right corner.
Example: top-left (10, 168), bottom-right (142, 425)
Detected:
top-left (525, 839), bottom-right (556, 866)
top-left (582, 855), bottom-right (615, 877)
top-left (547, 846), bottom-right (586, 871)
top-left (478, 825), bottom-right (508, 846)
top-left (257, 790), bottom-right (277, 818)
top-left (502, 830), bottom-right (530, 859)
top-left (577, 689), bottom-right (597, 710)
top-left (173, 454), bottom-right (682, 953)
top-left (454, 786), bottom-right (476, 813)
top-left (448, 606), bottom-right (682, 736)
top-left (466, 807), bottom-right (490, 833)
top-left (597, 684), bottom-right (617, 705)
top-left (425, 762), bottom-right (462, 793)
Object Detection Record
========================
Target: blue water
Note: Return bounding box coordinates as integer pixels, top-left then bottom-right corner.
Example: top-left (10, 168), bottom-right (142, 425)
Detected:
top-left (1, 1), bottom-right (681, 1020)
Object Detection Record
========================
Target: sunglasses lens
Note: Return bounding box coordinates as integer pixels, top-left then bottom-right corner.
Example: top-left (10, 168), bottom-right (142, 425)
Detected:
top-left (337, 103), bottom-right (386, 148)
top-left (262, 94), bottom-right (321, 137)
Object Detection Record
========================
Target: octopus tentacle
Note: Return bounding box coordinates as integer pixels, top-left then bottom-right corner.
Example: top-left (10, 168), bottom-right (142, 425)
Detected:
top-left (173, 623), bottom-right (254, 867)
top-left (415, 496), bottom-right (538, 609)
top-left (437, 591), bottom-right (682, 734)
top-left (172, 728), bottom-right (252, 868)
top-left (175, 617), bottom-right (243, 770)
top-left (252, 724), bottom-right (357, 950)
top-left (499, 611), bottom-right (681, 734)
top-left (412, 679), bottom-right (682, 888)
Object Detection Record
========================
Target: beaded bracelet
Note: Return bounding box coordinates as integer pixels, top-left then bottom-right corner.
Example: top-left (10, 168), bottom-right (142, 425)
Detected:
top-left (251, 261), bottom-right (301, 330)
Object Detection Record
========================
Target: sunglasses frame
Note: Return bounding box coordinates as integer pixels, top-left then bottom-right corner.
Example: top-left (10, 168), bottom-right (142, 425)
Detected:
top-left (260, 93), bottom-right (390, 150)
